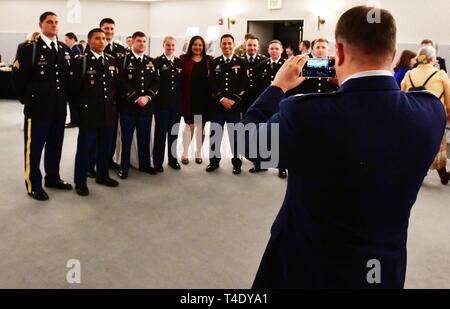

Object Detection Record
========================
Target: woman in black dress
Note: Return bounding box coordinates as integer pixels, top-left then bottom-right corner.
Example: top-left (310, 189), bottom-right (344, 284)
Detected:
top-left (180, 36), bottom-right (213, 165)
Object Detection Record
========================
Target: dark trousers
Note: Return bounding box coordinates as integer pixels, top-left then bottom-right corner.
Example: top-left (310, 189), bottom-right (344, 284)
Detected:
top-left (24, 117), bottom-right (66, 192)
top-left (153, 108), bottom-right (181, 167)
top-left (74, 126), bottom-right (114, 187)
top-left (88, 115), bottom-right (117, 171)
top-left (120, 113), bottom-right (152, 172)
top-left (68, 101), bottom-right (78, 125)
top-left (209, 111), bottom-right (242, 167)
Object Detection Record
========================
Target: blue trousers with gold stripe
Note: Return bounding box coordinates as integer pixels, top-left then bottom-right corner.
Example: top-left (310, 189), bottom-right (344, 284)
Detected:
top-left (74, 126), bottom-right (114, 187)
top-left (120, 113), bottom-right (152, 172)
top-left (23, 117), bottom-right (66, 193)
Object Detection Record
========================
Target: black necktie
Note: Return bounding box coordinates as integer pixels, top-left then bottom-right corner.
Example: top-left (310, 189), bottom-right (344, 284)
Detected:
top-left (225, 58), bottom-right (230, 64)
top-left (250, 56), bottom-right (254, 64)
top-left (50, 42), bottom-right (57, 55)
top-left (108, 44), bottom-right (113, 53)
top-left (98, 56), bottom-right (104, 66)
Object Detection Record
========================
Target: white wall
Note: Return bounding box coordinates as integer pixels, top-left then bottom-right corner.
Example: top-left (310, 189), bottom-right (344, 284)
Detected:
top-left (148, 0), bottom-right (450, 56)
top-left (0, 0), bottom-right (149, 64)
top-left (0, 0), bottom-right (149, 35)
top-left (1, 0), bottom-right (450, 62)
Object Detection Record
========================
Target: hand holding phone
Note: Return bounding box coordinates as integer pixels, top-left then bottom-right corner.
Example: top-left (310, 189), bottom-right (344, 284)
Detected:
top-left (301, 58), bottom-right (336, 78)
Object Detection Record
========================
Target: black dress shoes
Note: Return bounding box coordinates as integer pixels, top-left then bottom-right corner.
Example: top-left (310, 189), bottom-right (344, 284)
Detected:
top-left (118, 170), bottom-right (128, 179)
top-left (233, 165), bottom-right (242, 175)
top-left (87, 168), bottom-right (96, 179)
top-left (75, 186), bottom-right (90, 196)
top-left (140, 167), bottom-right (157, 175)
top-left (109, 161), bottom-right (120, 170)
top-left (96, 178), bottom-right (119, 187)
top-left (45, 179), bottom-right (73, 190)
top-left (206, 164), bottom-right (219, 172)
top-left (249, 165), bottom-right (268, 173)
top-left (28, 189), bottom-right (49, 201)
top-left (168, 162), bottom-right (181, 170)
top-left (195, 158), bottom-right (203, 165)
top-left (278, 169), bottom-right (287, 179)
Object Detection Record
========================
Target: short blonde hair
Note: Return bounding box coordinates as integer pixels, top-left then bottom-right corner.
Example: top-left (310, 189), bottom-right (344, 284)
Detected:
top-left (163, 36), bottom-right (176, 45)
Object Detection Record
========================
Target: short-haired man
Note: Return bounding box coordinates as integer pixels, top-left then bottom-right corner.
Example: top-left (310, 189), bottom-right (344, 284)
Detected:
top-left (64, 32), bottom-right (82, 128)
top-left (12, 12), bottom-right (73, 201)
top-left (242, 35), bottom-right (266, 114)
top-left (235, 33), bottom-right (253, 58)
top-left (299, 40), bottom-right (311, 55)
top-left (242, 6), bottom-right (445, 288)
top-left (125, 36), bottom-right (133, 52)
top-left (207, 34), bottom-right (248, 175)
top-left (71, 28), bottom-right (120, 196)
top-left (254, 40), bottom-right (287, 178)
top-left (64, 32), bottom-right (81, 57)
top-left (98, 18), bottom-right (128, 171)
top-left (117, 31), bottom-right (160, 179)
top-left (285, 45), bottom-right (295, 59)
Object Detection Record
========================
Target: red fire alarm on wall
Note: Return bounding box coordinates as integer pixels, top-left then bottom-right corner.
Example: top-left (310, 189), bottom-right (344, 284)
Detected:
top-left (218, 18), bottom-right (224, 26)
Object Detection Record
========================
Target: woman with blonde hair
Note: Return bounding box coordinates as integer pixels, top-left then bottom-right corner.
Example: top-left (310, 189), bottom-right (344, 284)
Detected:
top-left (402, 46), bottom-right (450, 184)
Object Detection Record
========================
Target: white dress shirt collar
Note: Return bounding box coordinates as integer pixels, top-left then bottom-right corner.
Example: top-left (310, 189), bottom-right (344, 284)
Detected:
top-left (342, 70), bottom-right (393, 85)
top-left (246, 53), bottom-right (256, 62)
top-left (40, 33), bottom-right (58, 51)
top-left (132, 51), bottom-right (144, 60)
top-left (164, 54), bottom-right (175, 62)
top-left (270, 57), bottom-right (281, 64)
top-left (223, 55), bottom-right (233, 62)
top-left (91, 50), bottom-right (105, 59)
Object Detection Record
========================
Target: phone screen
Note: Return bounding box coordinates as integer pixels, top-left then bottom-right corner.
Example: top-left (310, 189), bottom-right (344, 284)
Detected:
top-left (302, 59), bottom-right (335, 78)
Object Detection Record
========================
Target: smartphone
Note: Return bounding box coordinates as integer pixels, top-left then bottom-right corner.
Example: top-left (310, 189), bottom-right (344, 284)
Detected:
top-left (302, 58), bottom-right (335, 78)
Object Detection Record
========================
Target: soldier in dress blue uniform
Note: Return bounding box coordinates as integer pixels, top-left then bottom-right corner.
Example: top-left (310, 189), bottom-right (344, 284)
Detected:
top-left (86, 18), bottom-right (129, 178)
top-left (12, 12), bottom-right (73, 201)
top-left (153, 36), bottom-right (184, 172)
top-left (241, 35), bottom-right (267, 114)
top-left (116, 31), bottom-right (160, 179)
top-left (71, 29), bottom-right (120, 196)
top-left (253, 40), bottom-right (288, 179)
top-left (207, 34), bottom-right (248, 175)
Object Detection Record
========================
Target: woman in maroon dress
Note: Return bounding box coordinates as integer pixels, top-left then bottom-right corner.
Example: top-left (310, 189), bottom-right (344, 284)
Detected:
top-left (180, 36), bottom-right (213, 165)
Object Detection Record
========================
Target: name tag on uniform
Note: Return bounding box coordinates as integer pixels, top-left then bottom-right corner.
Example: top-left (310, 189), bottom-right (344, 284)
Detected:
top-left (214, 65), bottom-right (221, 72)
top-left (109, 66), bottom-right (115, 71)
top-left (91, 80), bottom-right (95, 85)
top-left (232, 65), bottom-right (241, 70)
top-left (162, 64), bottom-right (169, 70)
top-left (128, 74), bottom-right (133, 80)
top-left (177, 68), bottom-right (182, 73)
top-left (87, 70), bottom-right (97, 75)
top-left (37, 61), bottom-right (48, 66)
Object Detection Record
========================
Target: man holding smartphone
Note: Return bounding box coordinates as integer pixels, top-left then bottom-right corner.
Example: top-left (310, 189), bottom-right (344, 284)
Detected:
top-left (242, 6), bottom-right (445, 288)
top-left (288, 38), bottom-right (339, 96)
